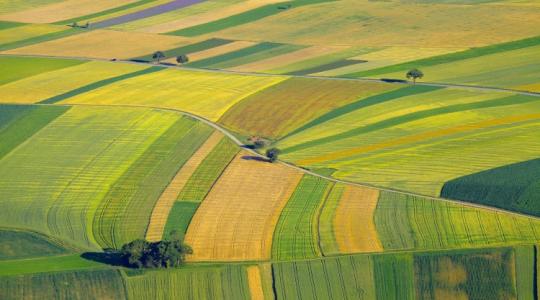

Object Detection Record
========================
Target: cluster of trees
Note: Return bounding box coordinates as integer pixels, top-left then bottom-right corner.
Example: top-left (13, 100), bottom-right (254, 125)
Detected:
top-left (247, 136), bottom-right (281, 163)
top-left (152, 51), bottom-right (189, 65)
top-left (70, 21), bottom-right (90, 29)
top-left (120, 231), bottom-right (192, 268)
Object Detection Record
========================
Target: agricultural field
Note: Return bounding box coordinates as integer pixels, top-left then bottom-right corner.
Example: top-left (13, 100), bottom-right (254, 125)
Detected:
top-left (1, 0), bottom-right (539, 298)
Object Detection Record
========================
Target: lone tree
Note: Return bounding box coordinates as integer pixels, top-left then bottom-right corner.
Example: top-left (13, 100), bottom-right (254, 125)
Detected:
top-left (120, 231), bottom-right (192, 268)
top-left (176, 54), bottom-right (189, 65)
top-left (152, 51), bottom-right (165, 64)
top-left (406, 68), bottom-right (424, 84)
top-left (266, 148), bottom-right (281, 163)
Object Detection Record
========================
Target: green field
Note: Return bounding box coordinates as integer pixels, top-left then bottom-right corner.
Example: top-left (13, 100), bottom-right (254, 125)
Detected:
top-left (0, 229), bottom-right (70, 260)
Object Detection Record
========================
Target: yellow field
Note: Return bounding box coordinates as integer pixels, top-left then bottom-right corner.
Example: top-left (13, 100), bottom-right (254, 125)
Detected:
top-left (516, 82), bottom-right (540, 93)
top-left (0, 61), bottom-right (145, 103)
top-left (217, 0), bottom-right (540, 48)
top-left (4, 30), bottom-right (187, 60)
top-left (145, 132), bottom-right (224, 242)
top-left (185, 152), bottom-right (303, 261)
top-left (333, 185), bottom-right (382, 253)
top-left (161, 40), bottom-right (258, 65)
top-left (0, 0), bottom-right (136, 23)
top-left (63, 68), bottom-right (287, 121)
top-left (312, 46), bottom-right (465, 77)
top-left (247, 266), bottom-right (265, 300)
top-left (0, 24), bottom-right (65, 45)
top-left (139, 0), bottom-right (284, 34)
top-left (229, 45), bottom-right (348, 73)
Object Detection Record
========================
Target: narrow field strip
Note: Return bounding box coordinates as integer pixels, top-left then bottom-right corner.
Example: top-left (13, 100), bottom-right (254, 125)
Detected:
top-left (53, 0), bottom-right (156, 25)
top-left (288, 94), bottom-right (539, 159)
top-left (187, 42), bottom-right (285, 68)
top-left (0, 56), bottom-right (84, 86)
top-left (94, 117), bottom-right (213, 249)
top-left (221, 44), bottom-right (306, 70)
top-left (318, 184), bottom-right (345, 255)
top-left (247, 266), bottom-right (265, 300)
top-left (289, 59), bottom-right (363, 76)
top-left (185, 152), bottom-right (303, 261)
top-left (297, 112), bottom-right (540, 166)
top-left (0, 24), bottom-right (64, 45)
top-left (0, 28), bottom-right (81, 52)
top-left (0, 105), bottom-right (69, 160)
top-left (373, 254), bottom-right (415, 300)
top-left (91, 0), bottom-right (205, 29)
top-left (334, 185), bottom-right (383, 253)
top-left (183, 40), bottom-right (258, 63)
top-left (272, 175), bottom-right (331, 260)
top-left (0, 0), bottom-right (63, 15)
top-left (168, 0), bottom-right (334, 36)
top-left (0, 61), bottom-right (149, 104)
top-left (39, 66), bottom-right (163, 104)
top-left (0, 20), bottom-right (25, 30)
top-left (132, 38), bottom-right (233, 62)
top-left (145, 131), bottom-right (223, 241)
top-left (0, 254), bottom-right (105, 276)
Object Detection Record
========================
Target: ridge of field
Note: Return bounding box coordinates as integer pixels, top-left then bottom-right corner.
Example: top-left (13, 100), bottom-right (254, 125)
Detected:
top-left (0, 106), bottom-right (179, 250)
top-left (186, 42), bottom-right (299, 69)
top-left (168, 0), bottom-right (335, 37)
top-left (0, 0), bottom-right (136, 24)
top-left (0, 269), bottom-right (126, 299)
top-left (414, 247), bottom-right (517, 299)
top-left (0, 61), bottom-right (148, 104)
top-left (0, 105), bottom-right (68, 160)
top-left (91, 0), bottom-right (205, 29)
top-left (376, 44), bottom-right (540, 92)
top-left (53, 0), bottom-right (161, 25)
top-left (0, 0), bottom-right (61, 15)
top-left (137, 0), bottom-right (283, 34)
top-left (132, 37), bottom-right (234, 62)
top-left (110, 0), bottom-right (244, 32)
top-left (219, 77), bottom-right (396, 139)
top-left (0, 229), bottom-right (70, 260)
top-left (163, 136), bottom-right (238, 239)
top-left (94, 117), bottom-right (213, 249)
top-left (0, 23), bottom-right (64, 46)
top-left (345, 35), bottom-right (540, 78)
top-left (124, 265), bottom-right (251, 300)
top-left (272, 175), bottom-right (331, 260)
top-left (333, 185), bottom-right (382, 254)
top-left (374, 191), bottom-right (540, 251)
top-left (372, 254), bottom-right (415, 300)
top-left (0, 56), bottom-right (83, 85)
top-left (279, 89), bottom-right (540, 197)
top-left (146, 131), bottom-right (224, 241)
top-left (441, 158), bottom-right (540, 217)
top-left (185, 152), bottom-right (303, 261)
top-left (273, 254), bottom-right (376, 299)
top-left (3, 29), bottom-right (188, 59)
top-left (213, 1), bottom-right (540, 49)
top-left (62, 68), bottom-right (287, 121)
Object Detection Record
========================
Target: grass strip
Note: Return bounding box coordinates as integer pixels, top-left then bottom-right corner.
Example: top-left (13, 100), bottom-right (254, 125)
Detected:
top-left (132, 38), bottom-right (233, 62)
top-left (0, 105), bottom-right (69, 160)
top-left (168, 0), bottom-right (335, 36)
top-left (53, 0), bottom-right (157, 25)
top-left (344, 35), bottom-right (540, 78)
top-left (289, 59), bottom-right (363, 75)
top-left (0, 28), bottom-right (84, 52)
top-left (0, 21), bottom-right (25, 30)
top-left (0, 254), bottom-right (105, 276)
top-left (39, 66), bottom-right (164, 104)
top-left (283, 93), bottom-right (538, 154)
top-left (284, 85), bottom-right (440, 139)
top-left (188, 42), bottom-right (284, 68)
top-left (163, 201), bottom-right (199, 239)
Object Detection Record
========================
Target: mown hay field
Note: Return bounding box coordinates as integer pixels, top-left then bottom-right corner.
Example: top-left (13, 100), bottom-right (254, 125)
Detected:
top-left (219, 77), bottom-right (396, 139)
top-left (272, 175), bottom-right (330, 260)
top-left (185, 152), bottom-right (303, 261)
top-left (3, 29), bottom-right (188, 59)
top-left (0, 106), bottom-right (179, 249)
top-left (374, 191), bottom-right (540, 251)
top-left (63, 68), bottom-right (287, 121)
top-left (0, 60), bottom-right (146, 103)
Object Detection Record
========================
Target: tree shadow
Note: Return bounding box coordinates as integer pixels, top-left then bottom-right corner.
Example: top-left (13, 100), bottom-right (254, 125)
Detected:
top-left (81, 251), bottom-right (126, 267)
top-left (241, 155), bottom-right (269, 162)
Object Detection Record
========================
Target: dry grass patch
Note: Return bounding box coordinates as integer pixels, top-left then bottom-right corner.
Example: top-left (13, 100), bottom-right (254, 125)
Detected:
top-left (0, 0), bottom-right (136, 23)
top-left (247, 266), bottom-right (265, 300)
top-left (333, 185), bottom-right (382, 253)
top-left (5, 29), bottom-right (187, 59)
top-left (145, 131), bottom-right (223, 241)
top-left (185, 152), bottom-right (302, 261)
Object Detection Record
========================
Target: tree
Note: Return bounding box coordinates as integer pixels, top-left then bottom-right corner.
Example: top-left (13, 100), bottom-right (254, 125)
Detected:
top-left (152, 51), bottom-right (165, 64)
top-left (266, 148), bottom-right (281, 163)
top-left (176, 54), bottom-right (189, 64)
top-left (406, 68), bottom-right (424, 84)
top-left (247, 136), bottom-right (267, 149)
